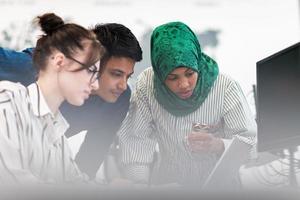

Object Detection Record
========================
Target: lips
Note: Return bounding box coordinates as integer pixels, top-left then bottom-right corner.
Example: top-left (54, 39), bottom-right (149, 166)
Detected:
top-left (177, 90), bottom-right (193, 99)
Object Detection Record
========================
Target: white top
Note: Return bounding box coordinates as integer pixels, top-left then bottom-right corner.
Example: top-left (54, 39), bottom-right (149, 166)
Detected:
top-left (117, 67), bottom-right (257, 185)
top-left (0, 81), bottom-right (86, 185)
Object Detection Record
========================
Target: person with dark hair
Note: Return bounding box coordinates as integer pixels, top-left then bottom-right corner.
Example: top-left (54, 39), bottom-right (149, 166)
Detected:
top-left (62, 23), bottom-right (142, 180)
top-left (116, 22), bottom-right (256, 187)
top-left (0, 13), bottom-right (104, 184)
top-left (0, 23), bottom-right (142, 180)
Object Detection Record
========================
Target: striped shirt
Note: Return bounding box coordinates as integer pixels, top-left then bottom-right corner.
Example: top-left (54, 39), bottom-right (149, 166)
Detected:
top-left (117, 67), bottom-right (257, 186)
top-left (0, 81), bottom-right (86, 185)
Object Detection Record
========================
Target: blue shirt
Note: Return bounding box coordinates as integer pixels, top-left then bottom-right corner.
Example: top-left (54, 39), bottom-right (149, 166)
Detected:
top-left (0, 47), bottom-right (36, 86)
top-left (0, 47), bottom-right (131, 179)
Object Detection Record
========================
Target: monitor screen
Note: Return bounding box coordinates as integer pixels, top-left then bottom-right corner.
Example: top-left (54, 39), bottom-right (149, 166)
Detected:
top-left (257, 42), bottom-right (300, 152)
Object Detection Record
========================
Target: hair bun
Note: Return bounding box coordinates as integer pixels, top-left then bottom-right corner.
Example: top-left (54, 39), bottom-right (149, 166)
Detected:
top-left (37, 13), bottom-right (64, 35)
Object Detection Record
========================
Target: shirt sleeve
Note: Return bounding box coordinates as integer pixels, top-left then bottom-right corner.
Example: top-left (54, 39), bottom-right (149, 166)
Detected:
top-left (0, 47), bottom-right (36, 86)
top-left (222, 80), bottom-right (257, 159)
top-left (0, 84), bottom-right (40, 184)
top-left (117, 74), bottom-right (157, 183)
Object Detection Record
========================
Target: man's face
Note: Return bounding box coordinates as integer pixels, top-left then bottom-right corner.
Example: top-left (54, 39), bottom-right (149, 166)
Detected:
top-left (93, 56), bottom-right (135, 103)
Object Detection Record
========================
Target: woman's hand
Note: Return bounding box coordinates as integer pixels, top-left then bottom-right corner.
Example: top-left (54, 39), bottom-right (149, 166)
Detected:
top-left (187, 132), bottom-right (225, 155)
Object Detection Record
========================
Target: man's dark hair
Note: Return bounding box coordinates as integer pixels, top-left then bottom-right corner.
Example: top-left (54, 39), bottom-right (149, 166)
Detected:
top-left (92, 23), bottom-right (142, 68)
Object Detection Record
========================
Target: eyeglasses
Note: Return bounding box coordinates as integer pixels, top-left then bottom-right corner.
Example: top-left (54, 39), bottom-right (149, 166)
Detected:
top-left (66, 56), bottom-right (100, 84)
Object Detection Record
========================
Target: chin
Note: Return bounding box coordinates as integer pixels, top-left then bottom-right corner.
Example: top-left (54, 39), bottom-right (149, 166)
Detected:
top-left (101, 94), bottom-right (116, 103)
top-left (68, 99), bottom-right (85, 106)
top-left (105, 97), bottom-right (118, 103)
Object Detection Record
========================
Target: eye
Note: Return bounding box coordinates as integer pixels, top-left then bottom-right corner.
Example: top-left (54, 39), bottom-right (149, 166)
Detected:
top-left (166, 75), bottom-right (177, 81)
top-left (111, 72), bottom-right (123, 77)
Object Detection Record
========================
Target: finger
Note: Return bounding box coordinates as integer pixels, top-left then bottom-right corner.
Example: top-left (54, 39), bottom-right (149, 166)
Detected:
top-left (192, 141), bottom-right (214, 152)
top-left (188, 132), bottom-right (212, 141)
top-left (190, 142), bottom-right (209, 151)
top-left (190, 145), bottom-right (209, 153)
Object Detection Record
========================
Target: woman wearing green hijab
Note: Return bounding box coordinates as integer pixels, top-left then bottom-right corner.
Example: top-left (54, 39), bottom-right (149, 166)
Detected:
top-left (116, 22), bottom-right (256, 187)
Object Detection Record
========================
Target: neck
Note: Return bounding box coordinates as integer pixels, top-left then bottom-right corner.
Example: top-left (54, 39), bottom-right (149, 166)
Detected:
top-left (36, 75), bottom-right (64, 115)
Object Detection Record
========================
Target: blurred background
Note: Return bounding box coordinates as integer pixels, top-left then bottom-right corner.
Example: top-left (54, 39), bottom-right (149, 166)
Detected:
top-left (1, 0), bottom-right (299, 115)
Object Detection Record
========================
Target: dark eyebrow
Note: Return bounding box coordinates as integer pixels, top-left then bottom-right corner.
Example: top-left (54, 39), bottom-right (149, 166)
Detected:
top-left (111, 69), bottom-right (134, 76)
top-left (110, 69), bottom-right (124, 74)
top-left (185, 68), bottom-right (194, 72)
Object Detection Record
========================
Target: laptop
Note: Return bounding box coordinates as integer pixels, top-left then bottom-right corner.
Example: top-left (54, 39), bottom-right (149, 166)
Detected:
top-left (202, 136), bottom-right (251, 190)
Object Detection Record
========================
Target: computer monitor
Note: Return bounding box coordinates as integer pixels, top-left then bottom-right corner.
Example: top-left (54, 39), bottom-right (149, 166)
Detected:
top-left (257, 42), bottom-right (300, 152)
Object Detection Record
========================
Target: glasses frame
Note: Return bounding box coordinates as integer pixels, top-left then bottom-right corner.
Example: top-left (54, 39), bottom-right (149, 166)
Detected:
top-left (66, 55), bottom-right (100, 84)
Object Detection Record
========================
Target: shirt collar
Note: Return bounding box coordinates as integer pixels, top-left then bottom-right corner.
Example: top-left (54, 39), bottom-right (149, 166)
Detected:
top-left (27, 82), bottom-right (53, 118)
top-left (27, 83), bottom-right (69, 142)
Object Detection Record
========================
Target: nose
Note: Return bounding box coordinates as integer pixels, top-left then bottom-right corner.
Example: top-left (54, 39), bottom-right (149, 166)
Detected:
top-left (117, 78), bottom-right (127, 92)
top-left (178, 77), bottom-right (189, 89)
top-left (90, 79), bottom-right (99, 90)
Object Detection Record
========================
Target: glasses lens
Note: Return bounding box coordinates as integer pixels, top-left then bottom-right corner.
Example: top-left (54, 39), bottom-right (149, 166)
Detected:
top-left (90, 72), bottom-right (96, 83)
top-left (89, 68), bottom-right (100, 84)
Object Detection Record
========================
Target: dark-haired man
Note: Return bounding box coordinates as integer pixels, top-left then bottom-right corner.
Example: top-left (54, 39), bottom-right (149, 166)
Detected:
top-left (0, 23), bottom-right (142, 179)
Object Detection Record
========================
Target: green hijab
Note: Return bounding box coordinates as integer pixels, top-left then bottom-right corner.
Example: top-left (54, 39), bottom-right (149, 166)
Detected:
top-left (151, 22), bottom-right (219, 116)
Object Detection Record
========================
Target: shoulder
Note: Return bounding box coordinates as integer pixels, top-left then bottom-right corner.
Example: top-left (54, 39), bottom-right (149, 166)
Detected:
top-left (131, 67), bottom-right (155, 100)
top-left (0, 81), bottom-right (28, 100)
top-left (0, 47), bottom-right (33, 60)
top-left (0, 81), bottom-right (27, 93)
top-left (214, 73), bottom-right (240, 90)
top-left (138, 67), bottom-right (153, 80)
top-left (214, 73), bottom-right (245, 100)
top-left (0, 81), bottom-right (29, 110)
top-left (22, 48), bottom-right (34, 56)
top-left (0, 47), bottom-right (35, 86)
top-left (136, 67), bottom-right (154, 90)
top-left (216, 73), bottom-right (237, 84)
